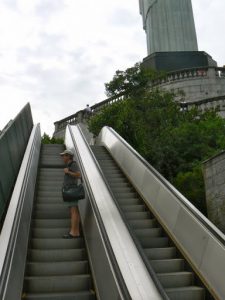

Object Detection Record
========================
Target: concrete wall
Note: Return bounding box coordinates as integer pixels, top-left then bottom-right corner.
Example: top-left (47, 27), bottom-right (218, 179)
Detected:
top-left (159, 68), bottom-right (225, 103)
top-left (203, 153), bottom-right (225, 234)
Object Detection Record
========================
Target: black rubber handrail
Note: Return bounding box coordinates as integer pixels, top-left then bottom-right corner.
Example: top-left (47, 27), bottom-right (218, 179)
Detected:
top-left (106, 126), bottom-right (225, 246)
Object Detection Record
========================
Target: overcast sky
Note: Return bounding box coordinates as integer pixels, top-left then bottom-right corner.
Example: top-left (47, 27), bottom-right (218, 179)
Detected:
top-left (0, 0), bottom-right (225, 135)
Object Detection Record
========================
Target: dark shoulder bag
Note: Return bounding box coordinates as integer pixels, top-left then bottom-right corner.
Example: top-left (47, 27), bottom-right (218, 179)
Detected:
top-left (62, 162), bottom-right (85, 202)
top-left (62, 183), bottom-right (85, 202)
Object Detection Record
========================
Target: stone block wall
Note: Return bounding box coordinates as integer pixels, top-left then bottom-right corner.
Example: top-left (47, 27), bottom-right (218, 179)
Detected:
top-left (203, 152), bottom-right (225, 233)
top-left (159, 68), bottom-right (225, 103)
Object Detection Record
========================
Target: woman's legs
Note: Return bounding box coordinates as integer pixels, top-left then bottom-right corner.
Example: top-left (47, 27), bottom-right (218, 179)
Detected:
top-left (70, 206), bottom-right (80, 237)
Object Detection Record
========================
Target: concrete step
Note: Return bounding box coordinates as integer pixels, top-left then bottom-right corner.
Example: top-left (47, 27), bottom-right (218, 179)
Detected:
top-left (24, 275), bottom-right (92, 293)
top-left (31, 238), bottom-right (84, 250)
top-left (144, 247), bottom-right (177, 260)
top-left (28, 249), bottom-right (87, 263)
top-left (26, 261), bottom-right (89, 276)
top-left (150, 259), bottom-right (185, 273)
top-left (24, 291), bottom-right (96, 300)
top-left (157, 272), bottom-right (194, 288)
top-left (165, 286), bottom-right (205, 300)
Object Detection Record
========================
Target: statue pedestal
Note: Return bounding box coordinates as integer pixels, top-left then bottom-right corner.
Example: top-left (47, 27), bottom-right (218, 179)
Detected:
top-left (142, 51), bottom-right (217, 72)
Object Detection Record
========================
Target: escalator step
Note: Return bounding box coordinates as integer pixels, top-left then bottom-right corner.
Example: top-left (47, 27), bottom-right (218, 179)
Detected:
top-left (124, 211), bottom-right (151, 220)
top-left (31, 238), bottom-right (84, 250)
top-left (150, 259), bottom-right (185, 273)
top-left (33, 219), bottom-right (70, 228)
top-left (157, 272), bottom-right (194, 288)
top-left (37, 191), bottom-right (62, 197)
top-left (36, 197), bottom-right (63, 204)
top-left (24, 291), bottom-right (96, 300)
top-left (35, 204), bottom-right (67, 211)
top-left (134, 228), bottom-right (162, 237)
top-left (28, 249), bottom-right (87, 262)
top-left (24, 275), bottom-right (92, 293)
top-left (34, 210), bottom-right (69, 219)
top-left (117, 197), bottom-right (141, 205)
top-left (165, 286), bottom-right (205, 300)
top-left (129, 219), bottom-right (157, 229)
top-left (144, 247), bottom-right (177, 260)
top-left (120, 204), bottom-right (146, 212)
top-left (26, 261), bottom-right (89, 276)
top-left (32, 228), bottom-right (69, 239)
top-left (139, 237), bottom-right (169, 248)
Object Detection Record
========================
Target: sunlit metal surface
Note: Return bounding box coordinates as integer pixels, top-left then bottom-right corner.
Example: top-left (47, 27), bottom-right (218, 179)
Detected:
top-left (0, 124), bottom-right (41, 300)
top-left (97, 126), bottom-right (225, 300)
top-left (66, 125), bottom-right (162, 300)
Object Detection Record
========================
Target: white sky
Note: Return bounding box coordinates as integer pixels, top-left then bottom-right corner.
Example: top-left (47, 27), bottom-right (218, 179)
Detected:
top-left (0, 0), bottom-right (224, 135)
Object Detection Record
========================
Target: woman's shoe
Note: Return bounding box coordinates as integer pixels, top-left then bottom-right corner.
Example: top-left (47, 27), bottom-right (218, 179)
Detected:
top-left (63, 233), bottom-right (80, 239)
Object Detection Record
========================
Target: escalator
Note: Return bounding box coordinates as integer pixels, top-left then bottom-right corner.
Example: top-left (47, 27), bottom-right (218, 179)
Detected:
top-left (1, 113), bottom-right (225, 300)
top-left (91, 146), bottom-right (205, 300)
top-left (22, 144), bottom-right (96, 300)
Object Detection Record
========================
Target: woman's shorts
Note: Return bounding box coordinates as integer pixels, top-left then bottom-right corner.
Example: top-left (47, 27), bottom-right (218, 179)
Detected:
top-left (64, 199), bottom-right (79, 208)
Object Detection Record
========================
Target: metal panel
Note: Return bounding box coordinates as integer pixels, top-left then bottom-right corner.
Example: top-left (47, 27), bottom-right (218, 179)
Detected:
top-left (0, 103), bottom-right (33, 222)
top-left (0, 124), bottom-right (41, 300)
top-left (65, 125), bottom-right (162, 300)
top-left (97, 126), bottom-right (225, 300)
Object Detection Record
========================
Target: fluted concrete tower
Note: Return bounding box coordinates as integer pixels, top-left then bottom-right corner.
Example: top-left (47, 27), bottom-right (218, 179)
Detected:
top-left (139, 0), bottom-right (216, 71)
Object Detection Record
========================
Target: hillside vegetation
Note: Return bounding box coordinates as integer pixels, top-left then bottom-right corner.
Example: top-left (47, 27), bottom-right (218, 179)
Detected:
top-left (89, 63), bottom-right (225, 215)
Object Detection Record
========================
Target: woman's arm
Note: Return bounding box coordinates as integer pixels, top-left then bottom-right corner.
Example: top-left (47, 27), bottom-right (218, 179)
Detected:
top-left (64, 168), bottom-right (81, 178)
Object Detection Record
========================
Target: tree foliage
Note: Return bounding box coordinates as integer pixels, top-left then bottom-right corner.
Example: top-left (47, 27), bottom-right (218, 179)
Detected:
top-left (105, 62), bottom-right (164, 97)
top-left (42, 133), bottom-right (64, 144)
top-left (89, 63), bottom-right (225, 215)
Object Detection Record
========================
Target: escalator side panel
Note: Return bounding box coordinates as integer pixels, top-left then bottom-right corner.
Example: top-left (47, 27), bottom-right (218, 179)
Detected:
top-left (96, 126), bottom-right (225, 300)
top-left (0, 125), bottom-right (41, 300)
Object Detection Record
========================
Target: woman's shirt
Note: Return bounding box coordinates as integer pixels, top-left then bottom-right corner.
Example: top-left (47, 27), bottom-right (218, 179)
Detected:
top-left (63, 161), bottom-right (80, 187)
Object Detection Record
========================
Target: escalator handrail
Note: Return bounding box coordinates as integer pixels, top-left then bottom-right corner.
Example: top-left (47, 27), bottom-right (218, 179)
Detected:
top-left (0, 124), bottom-right (41, 299)
top-left (104, 126), bottom-right (225, 245)
top-left (76, 125), bottom-right (170, 300)
top-left (67, 124), bottom-right (163, 300)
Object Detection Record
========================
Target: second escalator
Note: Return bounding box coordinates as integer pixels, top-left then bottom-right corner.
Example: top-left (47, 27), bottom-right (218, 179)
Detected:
top-left (91, 145), bottom-right (211, 300)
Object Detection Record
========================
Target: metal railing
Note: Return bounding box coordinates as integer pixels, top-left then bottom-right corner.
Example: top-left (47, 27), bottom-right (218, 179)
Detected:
top-left (0, 103), bottom-right (33, 226)
top-left (53, 66), bottom-right (225, 136)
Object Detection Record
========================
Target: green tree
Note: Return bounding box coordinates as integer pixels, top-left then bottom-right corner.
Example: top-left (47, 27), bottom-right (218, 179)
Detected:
top-left (88, 63), bottom-right (225, 215)
top-left (42, 133), bottom-right (64, 144)
top-left (105, 62), bottom-right (164, 97)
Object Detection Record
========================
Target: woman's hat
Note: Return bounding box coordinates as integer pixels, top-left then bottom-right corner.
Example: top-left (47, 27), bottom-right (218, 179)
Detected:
top-left (60, 149), bottom-right (74, 156)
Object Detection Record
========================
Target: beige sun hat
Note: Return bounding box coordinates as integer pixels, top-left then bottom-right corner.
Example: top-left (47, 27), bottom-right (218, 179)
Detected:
top-left (60, 149), bottom-right (74, 156)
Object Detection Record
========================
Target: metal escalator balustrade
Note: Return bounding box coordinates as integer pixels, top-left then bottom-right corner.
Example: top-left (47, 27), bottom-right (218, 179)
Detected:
top-left (22, 144), bottom-right (96, 300)
top-left (66, 125), bottom-right (163, 300)
top-left (91, 145), bottom-right (206, 300)
top-left (0, 103), bottom-right (33, 225)
top-left (94, 126), bottom-right (225, 300)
